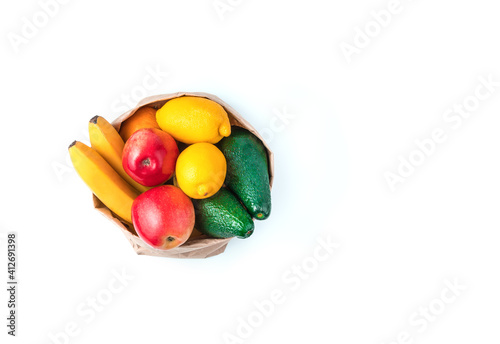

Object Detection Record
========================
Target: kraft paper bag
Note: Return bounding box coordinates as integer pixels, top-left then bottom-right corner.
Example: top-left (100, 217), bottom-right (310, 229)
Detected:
top-left (92, 92), bottom-right (274, 259)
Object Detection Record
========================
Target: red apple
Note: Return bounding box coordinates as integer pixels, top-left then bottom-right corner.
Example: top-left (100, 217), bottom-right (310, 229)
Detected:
top-left (122, 128), bottom-right (179, 187)
top-left (131, 185), bottom-right (195, 250)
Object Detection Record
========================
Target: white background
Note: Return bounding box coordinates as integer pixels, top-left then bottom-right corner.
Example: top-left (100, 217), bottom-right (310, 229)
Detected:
top-left (1, 0), bottom-right (500, 343)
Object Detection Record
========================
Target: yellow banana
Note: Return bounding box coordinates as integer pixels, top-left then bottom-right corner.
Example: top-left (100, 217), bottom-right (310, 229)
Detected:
top-left (89, 116), bottom-right (150, 193)
top-left (69, 141), bottom-right (139, 223)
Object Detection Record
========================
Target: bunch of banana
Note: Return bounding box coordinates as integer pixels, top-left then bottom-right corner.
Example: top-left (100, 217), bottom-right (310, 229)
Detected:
top-left (69, 116), bottom-right (148, 223)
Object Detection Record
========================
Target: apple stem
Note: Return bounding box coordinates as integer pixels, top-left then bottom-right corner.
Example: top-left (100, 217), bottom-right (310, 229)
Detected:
top-left (141, 158), bottom-right (151, 166)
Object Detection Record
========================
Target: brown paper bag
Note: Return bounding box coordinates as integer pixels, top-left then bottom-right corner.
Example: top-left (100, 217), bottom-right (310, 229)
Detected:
top-left (92, 92), bottom-right (274, 259)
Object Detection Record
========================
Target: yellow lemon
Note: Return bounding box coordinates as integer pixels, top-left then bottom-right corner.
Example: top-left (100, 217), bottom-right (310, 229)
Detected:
top-left (176, 143), bottom-right (227, 199)
top-left (156, 96), bottom-right (231, 144)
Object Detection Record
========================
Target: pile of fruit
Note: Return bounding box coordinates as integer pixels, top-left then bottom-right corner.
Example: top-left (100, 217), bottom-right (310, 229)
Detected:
top-left (69, 96), bottom-right (272, 251)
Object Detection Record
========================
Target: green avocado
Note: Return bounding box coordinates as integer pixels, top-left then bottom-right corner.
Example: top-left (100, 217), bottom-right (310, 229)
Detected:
top-left (192, 187), bottom-right (254, 239)
top-left (217, 126), bottom-right (272, 220)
